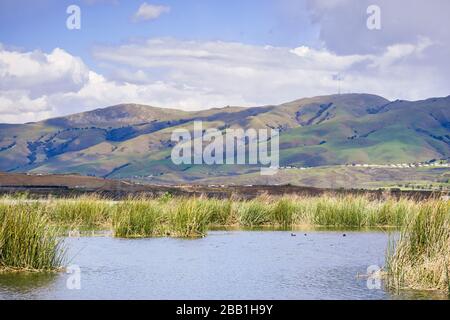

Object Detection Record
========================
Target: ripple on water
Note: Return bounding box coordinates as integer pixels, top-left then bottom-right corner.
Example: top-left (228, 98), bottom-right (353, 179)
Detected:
top-left (0, 230), bottom-right (444, 300)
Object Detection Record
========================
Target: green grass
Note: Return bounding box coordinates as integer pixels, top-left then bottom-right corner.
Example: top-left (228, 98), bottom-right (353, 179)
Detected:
top-left (238, 200), bottom-right (271, 227)
top-left (112, 199), bottom-right (164, 238)
top-left (0, 202), bottom-right (65, 271)
top-left (386, 199), bottom-right (450, 293)
top-left (271, 198), bottom-right (295, 227)
top-left (0, 194), bottom-right (435, 234)
top-left (204, 198), bottom-right (235, 225)
top-left (1, 192), bottom-right (449, 290)
top-left (168, 198), bottom-right (211, 237)
top-left (112, 197), bottom-right (222, 238)
top-left (308, 196), bottom-right (411, 227)
top-left (46, 196), bottom-right (112, 229)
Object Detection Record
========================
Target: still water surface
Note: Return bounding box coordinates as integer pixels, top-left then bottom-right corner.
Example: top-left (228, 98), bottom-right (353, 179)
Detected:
top-left (0, 230), bottom-right (445, 300)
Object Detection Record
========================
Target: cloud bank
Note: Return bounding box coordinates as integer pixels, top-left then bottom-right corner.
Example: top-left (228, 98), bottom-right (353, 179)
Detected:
top-left (1, 0), bottom-right (449, 123)
top-left (1, 35), bottom-right (445, 124)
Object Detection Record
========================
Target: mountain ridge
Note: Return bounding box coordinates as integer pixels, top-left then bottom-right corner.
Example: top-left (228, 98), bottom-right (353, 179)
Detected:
top-left (0, 93), bottom-right (449, 186)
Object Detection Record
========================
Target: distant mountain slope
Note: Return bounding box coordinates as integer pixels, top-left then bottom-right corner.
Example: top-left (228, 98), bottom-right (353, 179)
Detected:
top-left (0, 93), bottom-right (449, 184)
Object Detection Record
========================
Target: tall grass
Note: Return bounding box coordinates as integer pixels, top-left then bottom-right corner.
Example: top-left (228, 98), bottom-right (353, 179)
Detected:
top-left (386, 199), bottom-right (450, 293)
top-left (112, 200), bottom-right (163, 238)
top-left (314, 196), bottom-right (366, 226)
top-left (112, 198), bottom-right (217, 238)
top-left (288, 195), bottom-right (415, 227)
top-left (46, 195), bottom-right (112, 229)
top-left (271, 198), bottom-right (295, 227)
top-left (238, 200), bottom-right (271, 227)
top-left (0, 193), bottom-right (444, 236)
top-left (205, 198), bottom-right (235, 225)
top-left (378, 198), bottom-right (416, 227)
top-left (168, 198), bottom-right (210, 237)
top-left (0, 203), bottom-right (65, 271)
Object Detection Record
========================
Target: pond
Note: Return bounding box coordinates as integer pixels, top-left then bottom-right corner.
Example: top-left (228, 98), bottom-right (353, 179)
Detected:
top-left (0, 230), bottom-right (446, 300)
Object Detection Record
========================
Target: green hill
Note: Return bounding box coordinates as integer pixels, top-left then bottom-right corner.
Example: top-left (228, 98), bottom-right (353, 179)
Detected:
top-left (0, 93), bottom-right (449, 187)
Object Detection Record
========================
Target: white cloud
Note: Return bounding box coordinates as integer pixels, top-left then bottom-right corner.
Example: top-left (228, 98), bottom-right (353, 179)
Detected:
top-left (0, 47), bottom-right (91, 123)
top-left (0, 48), bottom-right (89, 97)
top-left (93, 37), bottom-right (444, 102)
top-left (0, 37), bottom-right (447, 124)
top-left (133, 2), bottom-right (170, 22)
top-left (368, 37), bottom-right (433, 70)
top-left (0, 92), bottom-right (52, 123)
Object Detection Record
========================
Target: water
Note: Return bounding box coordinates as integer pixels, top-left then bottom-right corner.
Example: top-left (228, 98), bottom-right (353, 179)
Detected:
top-left (0, 231), bottom-right (445, 300)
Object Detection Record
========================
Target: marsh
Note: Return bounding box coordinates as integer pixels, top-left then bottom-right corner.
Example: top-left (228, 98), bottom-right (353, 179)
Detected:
top-left (0, 230), bottom-right (445, 300)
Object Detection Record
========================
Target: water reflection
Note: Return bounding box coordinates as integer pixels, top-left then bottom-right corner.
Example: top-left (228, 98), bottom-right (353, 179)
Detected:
top-left (0, 272), bottom-right (58, 297)
top-left (0, 231), bottom-right (446, 300)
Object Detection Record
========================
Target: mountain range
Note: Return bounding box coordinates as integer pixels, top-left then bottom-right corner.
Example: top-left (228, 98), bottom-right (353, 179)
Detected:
top-left (0, 93), bottom-right (449, 187)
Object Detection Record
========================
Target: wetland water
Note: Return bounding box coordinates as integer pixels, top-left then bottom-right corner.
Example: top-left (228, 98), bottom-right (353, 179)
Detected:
top-left (0, 230), bottom-right (444, 300)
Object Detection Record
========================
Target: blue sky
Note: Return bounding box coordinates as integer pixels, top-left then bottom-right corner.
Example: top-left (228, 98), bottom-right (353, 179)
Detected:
top-left (0, 0), bottom-right (318, 69)
top-left (1, 0), bottom-right (449, 123)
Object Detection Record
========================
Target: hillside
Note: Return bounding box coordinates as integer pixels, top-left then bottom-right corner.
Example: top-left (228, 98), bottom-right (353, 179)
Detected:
top-left (0, 93), bottom-right (449, 187)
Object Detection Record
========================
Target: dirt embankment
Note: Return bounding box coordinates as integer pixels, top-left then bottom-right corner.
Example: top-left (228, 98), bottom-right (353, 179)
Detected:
top-left (0, 172), bottom-right (445, 200)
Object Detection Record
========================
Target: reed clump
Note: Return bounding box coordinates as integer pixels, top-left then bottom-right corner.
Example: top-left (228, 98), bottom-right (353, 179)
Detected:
top-left (0, 193), bottom-right (445, 237)
top-left (0, 203), bottom-right (65, 271)
top-left (205, 198), bottom-right (235, 225)
top-left (386, 199), bottom-right (450, 293)
top-left (270, 198), bottom-right (295, 227)
top-left (46, 195), bottom-right (112, 229)
top-left (238, 199), bottom-right (271, 227)
top-left (168, 198), bottom-right (210, 237)
top-left (112, 199), bottom-right (164, 238)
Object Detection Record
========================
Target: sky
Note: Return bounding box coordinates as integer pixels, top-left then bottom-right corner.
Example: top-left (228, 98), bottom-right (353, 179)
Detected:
top-left (0, 0), bottom-right (449, 123)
